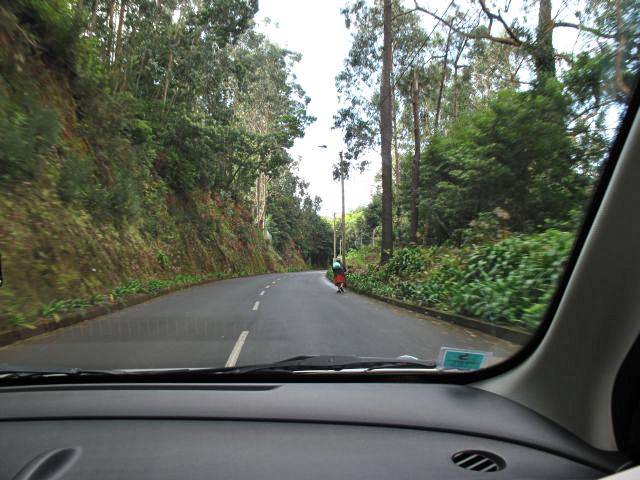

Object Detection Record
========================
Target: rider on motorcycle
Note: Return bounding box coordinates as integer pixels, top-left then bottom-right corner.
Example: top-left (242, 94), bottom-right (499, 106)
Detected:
top-left (332, 259), bottom-right (346, 293)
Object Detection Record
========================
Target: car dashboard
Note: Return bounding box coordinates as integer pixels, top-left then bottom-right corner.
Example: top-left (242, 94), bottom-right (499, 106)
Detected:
top-left (0, 382), bottom-right (626, 479)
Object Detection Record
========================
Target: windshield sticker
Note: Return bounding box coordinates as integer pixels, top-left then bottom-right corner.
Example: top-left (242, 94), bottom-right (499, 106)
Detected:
top-left (437, 347), bottom-right (493, 371)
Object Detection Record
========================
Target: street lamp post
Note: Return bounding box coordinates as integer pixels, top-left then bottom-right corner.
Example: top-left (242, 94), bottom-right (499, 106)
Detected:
top-left (318, 145), bottom-right (346, 268)
top-left (333, 212), bottom-right (336, 260)
top-left (339, 151), bottom-right (346, 267)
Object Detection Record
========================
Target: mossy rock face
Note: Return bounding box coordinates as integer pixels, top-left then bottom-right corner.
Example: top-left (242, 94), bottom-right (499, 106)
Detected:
top-left (0, 180), bottom-right (300, 328)
top-left (0, 19), bottom-right (312, 330)
top-left (0, 94), bottom-right (300, 327)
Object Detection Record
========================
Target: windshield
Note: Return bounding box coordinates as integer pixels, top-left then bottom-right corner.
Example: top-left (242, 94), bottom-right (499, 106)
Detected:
top-left (0, 0), bottom-right (638, 376)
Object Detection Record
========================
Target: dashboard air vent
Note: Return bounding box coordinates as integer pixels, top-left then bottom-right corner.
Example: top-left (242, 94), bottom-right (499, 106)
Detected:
top-left (452, 450), bottom-right (505, 472)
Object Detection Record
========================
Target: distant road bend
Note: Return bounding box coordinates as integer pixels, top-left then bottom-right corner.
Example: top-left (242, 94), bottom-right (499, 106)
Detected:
top-left (0, 271), bottom-right (517, 370)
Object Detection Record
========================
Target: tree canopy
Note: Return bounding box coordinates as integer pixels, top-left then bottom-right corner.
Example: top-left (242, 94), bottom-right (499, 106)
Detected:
top-left (335, 0), bottom-right (639, 250)
top-left (0, 0), bottom-right (332, 266)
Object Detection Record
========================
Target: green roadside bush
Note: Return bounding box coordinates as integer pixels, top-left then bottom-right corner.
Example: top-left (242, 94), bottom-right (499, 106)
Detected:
top-left (346, 229), bottom-right (573, 331)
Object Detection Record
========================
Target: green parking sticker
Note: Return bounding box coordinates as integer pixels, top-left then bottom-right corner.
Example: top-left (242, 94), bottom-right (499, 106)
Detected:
top-left (438, 347), bottom-right (492, 370)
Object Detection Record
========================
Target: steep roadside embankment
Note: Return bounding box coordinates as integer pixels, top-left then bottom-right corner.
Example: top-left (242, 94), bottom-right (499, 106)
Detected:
top-left (0, 182), bottom-right (305, 331)
top-left (0, 7), bottom-right (306, 331)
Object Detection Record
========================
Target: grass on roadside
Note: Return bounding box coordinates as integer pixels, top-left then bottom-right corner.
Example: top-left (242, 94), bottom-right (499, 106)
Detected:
top-left (5, 271), bottom-right (251, 331)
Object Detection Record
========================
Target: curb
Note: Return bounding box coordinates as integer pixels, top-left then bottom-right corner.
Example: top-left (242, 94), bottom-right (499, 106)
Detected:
top-left (0, 271), bottom-right (293, 349)
top-left (349, 287), bottom-right (531, 345)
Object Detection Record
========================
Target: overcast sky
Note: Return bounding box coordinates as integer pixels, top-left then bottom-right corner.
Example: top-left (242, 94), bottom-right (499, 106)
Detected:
top-left (256, 0), bottom-right (379, 218)
top-left (255, 0), bottom-right (587, 218)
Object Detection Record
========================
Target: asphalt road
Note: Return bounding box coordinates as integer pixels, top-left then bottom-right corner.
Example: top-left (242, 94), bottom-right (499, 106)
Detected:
top-left (0, 271), bottom-right (518, 370)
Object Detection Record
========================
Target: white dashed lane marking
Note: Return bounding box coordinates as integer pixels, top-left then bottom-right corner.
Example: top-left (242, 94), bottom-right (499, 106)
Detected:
top-left (253, 301), bottom-right (260, 311)
top-left (225, 331), bottom-right (249, 367)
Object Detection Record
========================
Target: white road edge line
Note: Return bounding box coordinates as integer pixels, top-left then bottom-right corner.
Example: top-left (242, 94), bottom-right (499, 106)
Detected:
top-left (225, 331), bottom-right (249, 367)
top-left (260, 290), bottom-right (265, 296)
top-left (253, 301), bottom-right (260, 311)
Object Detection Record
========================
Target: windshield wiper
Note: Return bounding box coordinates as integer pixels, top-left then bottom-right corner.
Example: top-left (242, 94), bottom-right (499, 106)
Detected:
top-left (0, 364), bottom-right (116, 380)
top-left (229, 355), bottom-right (437, 374)
top-left (0, 356), bottom-right (438, 383)
top-left (121, 355), bottom-right (438, 377)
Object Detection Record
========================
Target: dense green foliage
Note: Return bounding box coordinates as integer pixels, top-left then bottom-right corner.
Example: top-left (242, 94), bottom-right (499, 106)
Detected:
top-left (344, 229), bottom-right (573, 331)
top-left (0, 0), bottom-right (330, 259)
top-left (0, 0), bottom-right (332, 327)
top-left (3, 1), bottom-right (334, 238)
top-left (416, 81), bottom-right (588, 242)
top-left (267, 169), bottom-right (333, 267)
top-left (332, 0), bottom-right (639, 330)
top-left (336, 0), bottom-right (639, 247)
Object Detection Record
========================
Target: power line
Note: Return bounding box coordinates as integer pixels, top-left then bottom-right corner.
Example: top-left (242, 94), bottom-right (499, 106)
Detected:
top-left (396, 0), bottom-right (577, 89)
top-left (390, 0), bottom-right (456, 95)
top-left (378, 0), bottom-right (581, 123)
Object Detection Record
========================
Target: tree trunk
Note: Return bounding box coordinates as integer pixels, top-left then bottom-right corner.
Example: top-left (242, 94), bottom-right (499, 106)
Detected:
top-left (105, 0), bottom-right (115, 65)
top-left (423, 220), bottom-right (430, 245)
top-left (255, 175), bottom-right (261, 225)
top-left (161, 8), bottom-right (183, 109)
top-left (260, 175), bottom-right (268, 231)
top-left (88, 0), bottom-right (99, 33)
top-left (119, 66), bottom-right (128, 92)
top-left (434, 28), bottom-right (452, 132)
top-left (615, 0), bottom-right (631, 95)
top-left (451, 70), bottom-right (459, 119)
top-left (114, 0), bottom-right (126, 64)
top-left (422, 113), bottom-right (431, 245)
top-left (254, 173), bottom-right (268, 231)
top-left (340, 152), bottom-right (346, 267)
top-left (410, 68), bottom-right (421, 244)
top-left (333, 213), bottom-right (337, 260)
top-left (451, 38), bottom-right (467, 119)
top-left (392, 97), bottom-right (400, 194)
top-left (134, 50), bottom-right (146, 92)
top-left (391, 74), bottom-right (401, 246)
top-left (379, 0), bottom-right (394, 264)
top-left (112, 0), bottom-right (127, 92)
top-left (534, 0), bottom-right (556, 81)
top-left (162, 50), bottom-right (173, 106)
